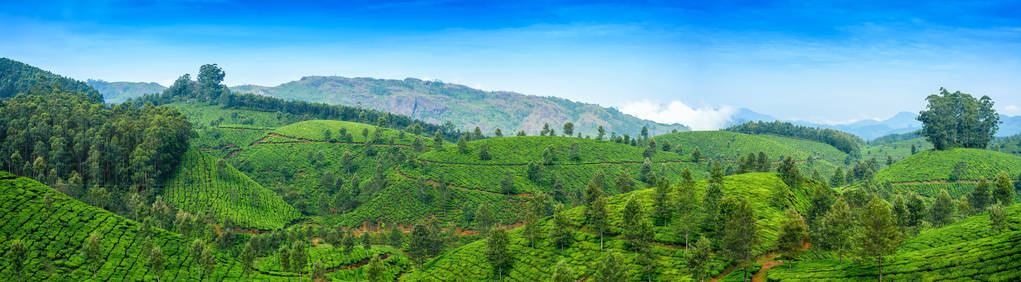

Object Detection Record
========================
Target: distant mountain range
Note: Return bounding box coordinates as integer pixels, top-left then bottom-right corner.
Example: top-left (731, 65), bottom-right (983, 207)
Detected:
top-left (729, 108), bottom-right (1021, 140)
top-left (86, 80), bottom-right (166, 103)
top-left (230, 76), bottom-right (689, 136)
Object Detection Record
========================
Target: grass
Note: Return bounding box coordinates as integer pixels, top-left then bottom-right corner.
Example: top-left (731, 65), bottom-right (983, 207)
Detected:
top-left (405, 173), bottom-right (822, 281)
top-left (875, 148), bottom-right (1021, 183)
top-left (164, 148), bottom-right (302, 230)
top-left (0, 172), bottom-right (265, 280)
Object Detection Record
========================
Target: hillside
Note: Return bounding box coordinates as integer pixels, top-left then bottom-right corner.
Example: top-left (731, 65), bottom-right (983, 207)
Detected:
top-left (651, 131), bottom-right (842, 177)
top-left (766, 204), bottom-right (1021, 280)
top-left (164, 149), bottom-right (302, 230)
top-left (0, 57), bottom-right (102, 102)
top-left (0, 172), bottom-right (262, 280)
top-left (231, 76), bottom-right (689, 136)
top-left (875, 148), bottom-right (1021, 183)
top-left (404, 173), bottom-right (821, 281)
top-left (86, 79), bottom-right (166, 103)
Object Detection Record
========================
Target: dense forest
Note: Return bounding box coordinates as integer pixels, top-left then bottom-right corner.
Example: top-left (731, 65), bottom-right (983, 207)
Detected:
top-left (0, 57), bottom-right (102, 101)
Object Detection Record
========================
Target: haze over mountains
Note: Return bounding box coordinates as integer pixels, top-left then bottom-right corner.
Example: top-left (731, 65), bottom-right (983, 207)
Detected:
top-left (83, 73), bottom-right (1021, 140)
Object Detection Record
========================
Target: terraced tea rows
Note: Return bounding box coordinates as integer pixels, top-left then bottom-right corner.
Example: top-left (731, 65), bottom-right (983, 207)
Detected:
top-left (0, 172), bottom-right (264, 280)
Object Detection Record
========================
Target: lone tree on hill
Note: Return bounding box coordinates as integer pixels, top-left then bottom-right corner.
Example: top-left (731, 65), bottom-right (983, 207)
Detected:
top-left (994, 171), bottom-right (1015, 206)
top-left (563, 122), bottom-right (574, 136)
top-left (917, 88), bottom-right (1000, 150)
top-left (486, 226), bottom-right (511, 278)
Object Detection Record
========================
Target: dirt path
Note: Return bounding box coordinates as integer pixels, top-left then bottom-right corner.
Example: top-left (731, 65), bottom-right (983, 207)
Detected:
top-left (711, 241), bottom-right (811, 282)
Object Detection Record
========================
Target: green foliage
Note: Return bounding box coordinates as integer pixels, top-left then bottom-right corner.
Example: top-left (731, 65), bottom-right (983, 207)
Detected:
top-left (918, 88), bottom-right (999, 150)
top-left (0, 58), bottom-right (102, 101)
top-left (485, 226), bottom-right (511, 277)
top-left (0, 174), bottom-right (261, 280)
top-left (728, 121), bottom-right (863, 156)
top-left (165, 149), bottom-right (300, 229)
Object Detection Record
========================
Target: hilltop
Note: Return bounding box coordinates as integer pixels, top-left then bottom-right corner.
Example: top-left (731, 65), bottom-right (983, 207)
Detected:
top-left (0, 58), bottom-right (102, 102)
top-left (231, 76), bottom-right (689, 136)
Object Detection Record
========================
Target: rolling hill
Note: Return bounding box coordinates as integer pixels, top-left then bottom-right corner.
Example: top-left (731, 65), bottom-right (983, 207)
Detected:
top-left (874, 148), bottom-right (1021, 199)
top-left (163, 149), bottom-right (302, 230)
top-left (651, 131), bottom-right (842, 178)
top-left (0, 171), bottom-right (262, 280)
top-left (766, 203), bottom-right (1021, 281)
top-left (231, 76), bottom-right (689, 136)
top-left (0, 57), bottom-right (102, 102)
top-left (404, 173), bottom-right (822, 281)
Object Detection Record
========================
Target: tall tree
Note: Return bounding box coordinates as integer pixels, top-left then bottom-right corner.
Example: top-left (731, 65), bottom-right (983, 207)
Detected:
top-left (930, 189), bottom-right (956, 227)
top-left (551, 260), bottom-right (574, 282)
top-left (970, 178), bottom-right (993, 214)
top-left (7, 239), bottom-right (27, 280)
top-left (290, 241), bottom-right (308, 277)
top-left (433, 130), bottom-right (444, 150)
top-left (485, 226), bottom-right (511, 278)
top-left (198, 64), bottom-right (226, 100)
top-left (562, 122), bottom-right (575, 136)
top-left (201, 246), bottom-right (216, 280)
top-left (818, 198), bottom-right (854, 264)
top-left (917, 88), bottom-right (1000, 150)
top-left (687, 236), bottom-right (712, 282)
top-left (594, 251), bottom-right (625, 282)
top-left (148, 245), bottom-right (165, 281)
top-left (776, 209), bottom-right (807, 269)
top-left (551, 205), bottom-right (572, 251)
top-left (906, 194), bottom-right (927, 227)
top-left (723, 198), bottom-right (759, 281)
top-left (994, 171), bottom-right (1015, 206)
top-left (365, 254), bottom-right (384, 282)
top-left (588, 197), bottom-right (609, 249)
top-left (856, 195), bottom-right (902, 282)
top-left (988, 204), bottom-right (1007, 233)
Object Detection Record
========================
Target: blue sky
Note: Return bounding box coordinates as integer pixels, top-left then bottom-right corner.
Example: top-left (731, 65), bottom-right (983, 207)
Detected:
top-left (2, 0), bottom-right (1020, 129)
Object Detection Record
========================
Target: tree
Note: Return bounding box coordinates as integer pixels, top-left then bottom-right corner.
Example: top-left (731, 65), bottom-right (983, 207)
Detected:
top-left (906, 194), bottom-right (926, 227)
top-left (917, 88), bottom-right (1000, 150)
top-left (148, 245), bottom-right (165, 281)
top-left (970, 178), bottom-right (992, 214)
top-left (584, 171), bottom-right (605, 207)
top-left (486, 226), bottom-right (511, 277)
top-left (994, 171), bottom-right (1015, 206)
top-left (277, 245), bottom-right (291, 274)
top-left (475, 203), bottom-right (495, 232)
top-left (856, 195), bottom-right (902, 282)
top-left (622, 196), bottom-right (653, 253)
top-left (691, 148), bottom-right (702, 163)
top-left (723, 198), bottom-right (759, 281)
top-left (500, 171), bottom-right (515, 194)
top-left (830, 168), bottom-right (846, 187)
top-left (191, 239), bottom-right (205, 269)
top-left (674, 170), bottom-right (699, 249)
top-left (551, 260), bottom-right (574, 282)
top-left (522, 205), bottom-right (541, 248)
top-left (478, 143), bottom-right (491, 160)
top-left (7, 239), bottom-right (27, 280)
top-left (239, 241), bottom-right (256, 275)
top-left (687, 236), bottom-right (713, 281)
top-left (473, 126), bottom-right (484, 139)
top-left (290, 241), bottom-right (308, 277)
top-left (615, 172), bottom-right (635, 193)
top-left (778, 157), bottom-right (803, 189)
top-left (931, 189), bottom-right (955, 227)
top-left (433, 130), bottom-right (444, 150)
top-left (588, 197), bottom-right (609, 249)
top-left (365, 254), bottom-right (385, 282)
top-left (806, 185), bottom-right (834, 227)
top-left (527, 161), bottom-right (542, 183)
top-left (563, 122), bottom-right (575, 136)
top-left (892, 196), bottom-right (909, 228)
top-left (776, 209), bottom-right (807, 269)
top-left (594, 251), bottom-right (625, 282)
top-left (710, 161), bottom-right (725, 186)
top-left (988, 204), bottom-right (1007, 232)
top-left (311, 260), bottom-right (326, 281)
top-left (342, 229), bottom-right (356, 254)
top-left (542, 145), bottom-right (557, 165)
top-left (457, 135), bottom-right (469, 154)
top-left (911, 144), bottom-right (918, 154)
top-left (517, 130), bottom-right (526, 137)
top-left (201, 246), bottom-right (216, 280)
top-left (198, 64), bottom-right (226, 99)
top-left (569, 142), bottom-right (581, 161)
top-left (388, 227), bottom-right (403, 247)
top-left (361, 231), bottom-right (372, 250)
top-left (551, 205), bottom-right (572, 251)
top-left (596, 125), bottom-right (606, 140)
top-left (494, 128), bottom-right (503, 137)
top-left (818, 198), bottom-right (854, 263)
top-left (83, 231), bottom-right (102, 272)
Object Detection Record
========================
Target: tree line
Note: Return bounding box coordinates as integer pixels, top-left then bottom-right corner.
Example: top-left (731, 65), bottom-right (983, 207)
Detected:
top-left (727, 120), bottom-right (863, 157)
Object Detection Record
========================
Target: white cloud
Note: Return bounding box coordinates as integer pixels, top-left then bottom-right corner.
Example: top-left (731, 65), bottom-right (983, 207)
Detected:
top-left (1001, 105), bottom-right (1021, 116)
top-left (619, 100), bottom-right (737, 131)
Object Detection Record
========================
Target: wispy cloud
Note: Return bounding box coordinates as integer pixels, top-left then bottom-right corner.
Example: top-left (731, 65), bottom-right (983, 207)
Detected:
top-left (619, 100), bottom-right (736, 130)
